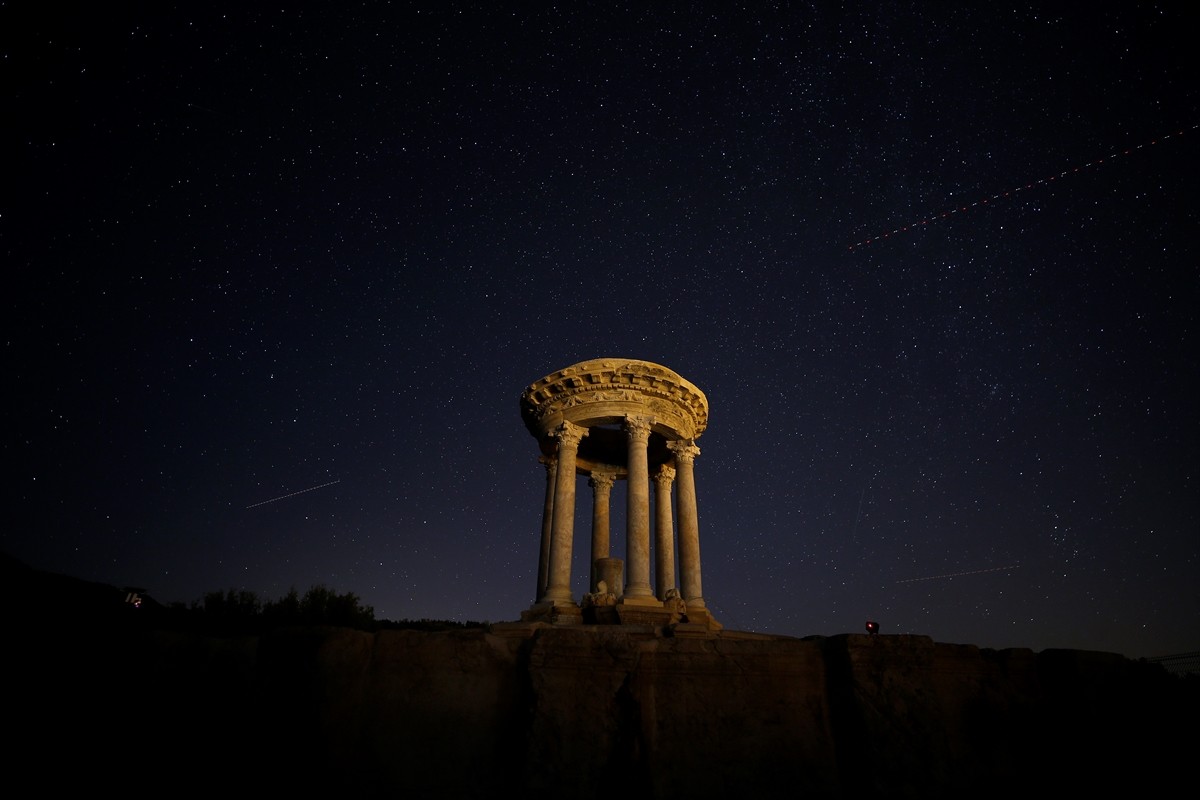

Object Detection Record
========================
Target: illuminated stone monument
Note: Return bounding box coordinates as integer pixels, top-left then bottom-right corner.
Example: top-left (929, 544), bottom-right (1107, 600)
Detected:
top-left (519, 358), bottom-right (720, 630)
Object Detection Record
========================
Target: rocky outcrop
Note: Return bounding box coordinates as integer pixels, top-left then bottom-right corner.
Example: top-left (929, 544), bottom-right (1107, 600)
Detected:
top-left (11, 614), bottom-right (1195, 797)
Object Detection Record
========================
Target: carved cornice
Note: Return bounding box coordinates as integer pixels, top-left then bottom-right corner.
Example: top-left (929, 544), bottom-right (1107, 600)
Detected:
top-left (520, 358), bottom-right (709, 440)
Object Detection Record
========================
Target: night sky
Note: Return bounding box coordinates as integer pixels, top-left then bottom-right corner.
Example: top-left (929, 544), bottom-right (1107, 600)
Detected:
top-left (5, 2), bottom-right (1197, 660)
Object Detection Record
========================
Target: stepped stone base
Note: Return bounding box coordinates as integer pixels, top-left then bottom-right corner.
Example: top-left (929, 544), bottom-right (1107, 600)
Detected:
top-left (523, 598), bottom-right (722, 632)
top-left (521, 601), bottom-right (584, 625)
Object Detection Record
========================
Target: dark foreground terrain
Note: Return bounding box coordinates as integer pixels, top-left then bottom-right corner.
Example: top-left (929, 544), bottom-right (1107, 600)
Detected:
top-left (6, 556), bottom-right (1196, 797)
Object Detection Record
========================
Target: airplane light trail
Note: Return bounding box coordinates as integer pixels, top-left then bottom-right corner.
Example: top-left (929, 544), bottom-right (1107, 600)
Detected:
top-left (849, 124), bottom-right (1197, 250)
top-left (246, 480), bottom-right (341, 509)
top-left (896, 564), bottom-right (1020, 584)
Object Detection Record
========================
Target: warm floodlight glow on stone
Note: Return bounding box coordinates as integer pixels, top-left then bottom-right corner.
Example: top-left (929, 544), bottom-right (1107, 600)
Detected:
top-left (519, 359), bottom-right (720, 631)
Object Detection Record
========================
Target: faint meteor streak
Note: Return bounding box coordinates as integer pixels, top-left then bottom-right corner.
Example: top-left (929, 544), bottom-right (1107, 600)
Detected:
top-left (246, 480), bottom-right (341, 509)
top-left (896, 564), bottom-right (1020, 584)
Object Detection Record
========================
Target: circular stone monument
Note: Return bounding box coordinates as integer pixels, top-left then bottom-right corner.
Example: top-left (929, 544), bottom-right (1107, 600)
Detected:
top-left (519, 358), bottom-right (719, 630)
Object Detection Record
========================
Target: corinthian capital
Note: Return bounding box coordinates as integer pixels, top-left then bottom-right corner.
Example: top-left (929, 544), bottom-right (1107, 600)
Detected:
top-left (554, 420), bottom-right (589, 449)
top-left (668, 439), bottom-right (700, 464)
top-left (654, 464), bottom-right (677, 487)
top-left (622, 414), bottom-right (654, 443)
top-left (589, 470), bottom-right (617, 492)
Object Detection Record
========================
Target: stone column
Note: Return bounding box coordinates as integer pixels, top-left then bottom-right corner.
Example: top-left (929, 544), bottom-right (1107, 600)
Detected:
top-left (669, 440), bottom-right (705, 609)
top-left (623, 415), bottom-right (654, 599)
top-left (588, 470), bottom-right (617, 593)
top-left (536, 455), bottom-right (557, 602)
top-left (542, 421), bottom-right (588, 605)
top-left (653, 464), bottom-right (676, 600)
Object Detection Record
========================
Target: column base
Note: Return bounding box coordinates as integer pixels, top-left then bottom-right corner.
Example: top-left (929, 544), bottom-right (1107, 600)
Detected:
top-left (523, 598), bottom-right (722, 631)
top-left (618, 594), bottom-right (663, 608)
top-left (588, 603), bottom-right (676, 627)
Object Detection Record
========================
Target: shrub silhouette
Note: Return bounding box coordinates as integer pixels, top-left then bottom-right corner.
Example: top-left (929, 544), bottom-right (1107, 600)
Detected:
top-left (182, 585), bottom-right (376, 634)
top-left (197, 588), bottom-right (263, 634)
top-left (165, 584), bottom-right (486, 634)
top-left (265, 585), bottom-right (376, 629)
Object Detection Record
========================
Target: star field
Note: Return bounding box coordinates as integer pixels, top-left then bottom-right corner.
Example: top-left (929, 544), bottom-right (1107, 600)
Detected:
top-left (4, 2), bottom-right (1197, 659)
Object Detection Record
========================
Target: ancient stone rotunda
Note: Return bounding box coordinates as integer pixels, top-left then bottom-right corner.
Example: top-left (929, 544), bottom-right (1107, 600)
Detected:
top-left (518, 358), bottom-right (720, 631)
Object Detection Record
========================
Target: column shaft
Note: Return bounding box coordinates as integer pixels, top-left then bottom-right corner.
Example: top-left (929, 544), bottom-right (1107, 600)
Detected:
top-left (543, 422), bottom-right (587, 604)
top-left (536, 456), bottom-right (556, 602)
top-left (654, 465), bottom-right (677, 600)
top-left (623, 415), bottom-right (654, 598)
top-left (670, 440), bottom-right (705, 608)
top-left (589, 470), bottom-right (616, 593)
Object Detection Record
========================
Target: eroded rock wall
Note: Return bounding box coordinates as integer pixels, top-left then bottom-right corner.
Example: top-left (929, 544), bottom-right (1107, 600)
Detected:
top-left (12, 621), bottom-right (1195, 797)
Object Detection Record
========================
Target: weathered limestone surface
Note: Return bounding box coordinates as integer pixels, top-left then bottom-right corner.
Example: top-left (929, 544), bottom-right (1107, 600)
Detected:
top-left (13, 617), bottom-right (1196, 797)
top-left (521, 359), bottom-right (719, 627)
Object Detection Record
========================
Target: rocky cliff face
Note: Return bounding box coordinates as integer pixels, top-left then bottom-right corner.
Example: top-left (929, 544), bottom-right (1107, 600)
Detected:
top-left (11, 613), bottom-right (1195, 798)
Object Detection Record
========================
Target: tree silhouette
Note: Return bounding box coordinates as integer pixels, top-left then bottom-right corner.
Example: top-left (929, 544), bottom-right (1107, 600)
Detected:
top-left (198, 588), bottom-right (262, 633)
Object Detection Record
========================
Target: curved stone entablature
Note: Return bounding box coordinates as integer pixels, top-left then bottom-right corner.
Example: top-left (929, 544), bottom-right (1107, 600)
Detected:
top-left (520, 357), bottom-right (709, 446)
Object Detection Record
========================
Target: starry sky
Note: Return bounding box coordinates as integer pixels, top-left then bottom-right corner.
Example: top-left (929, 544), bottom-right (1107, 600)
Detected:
top-left (5, 2), bottom-right (1197, 659)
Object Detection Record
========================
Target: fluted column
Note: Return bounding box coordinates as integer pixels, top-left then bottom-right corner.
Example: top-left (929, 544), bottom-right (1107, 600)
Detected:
top-left (536, 455), bottom-right (557, 602)
top-left (623, 415), bottom-right (654, 599)
top-left (669, 440), bottom-right (705, 608)
top-left (542, 421), bottom-right (588, 604)
top-left (653, 464), bottom-right (676, 600)
top-left (588, 470), bottom-right (617, 593)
